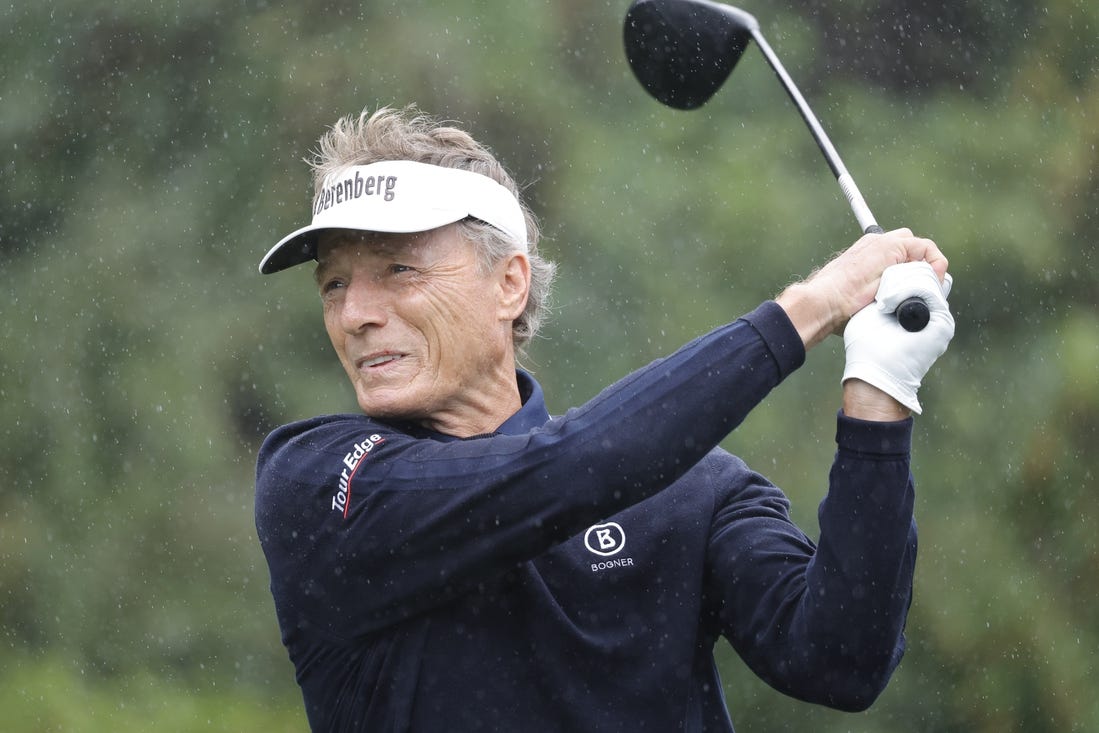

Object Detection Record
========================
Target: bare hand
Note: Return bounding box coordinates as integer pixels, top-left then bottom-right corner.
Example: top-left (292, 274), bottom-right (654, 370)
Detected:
top-left (775, 228), bottom-right (949, 349)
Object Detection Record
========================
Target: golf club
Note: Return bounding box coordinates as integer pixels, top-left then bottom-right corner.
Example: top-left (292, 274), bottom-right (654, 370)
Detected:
top-left (623, 0), bottom-right (933, 332)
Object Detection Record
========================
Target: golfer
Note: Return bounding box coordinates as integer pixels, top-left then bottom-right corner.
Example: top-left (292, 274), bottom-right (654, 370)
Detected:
top-left (255, 106), bottom-right (954, 732)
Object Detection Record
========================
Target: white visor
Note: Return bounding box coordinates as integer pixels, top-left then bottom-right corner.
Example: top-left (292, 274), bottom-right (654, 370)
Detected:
top-left (259, 160), bottom-right (528, 274)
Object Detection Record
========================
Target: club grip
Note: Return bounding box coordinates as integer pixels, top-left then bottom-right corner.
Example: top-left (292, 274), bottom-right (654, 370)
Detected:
top-left (864, 224), bottom-right (930, 332)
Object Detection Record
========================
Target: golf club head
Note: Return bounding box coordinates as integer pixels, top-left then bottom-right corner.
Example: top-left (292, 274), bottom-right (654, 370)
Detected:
top-left (624, 0), bottom-right (759, 110)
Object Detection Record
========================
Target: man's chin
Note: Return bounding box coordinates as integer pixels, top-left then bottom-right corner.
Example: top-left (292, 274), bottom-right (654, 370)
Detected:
top-left (355, 393), bottom-right (424, 423)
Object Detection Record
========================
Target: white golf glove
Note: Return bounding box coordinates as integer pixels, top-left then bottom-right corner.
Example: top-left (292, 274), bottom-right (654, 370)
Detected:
top-left (842, 261), bottom-right (955, 414)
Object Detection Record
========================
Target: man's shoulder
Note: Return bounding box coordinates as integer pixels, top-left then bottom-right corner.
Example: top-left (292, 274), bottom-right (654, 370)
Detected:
top-left (678, 446), bottom-right (789, 511)
top-left (256, 414), bottom-right (404, 473)
top-left (254, 414), bottom-right (406, 522)
top-left (687, 446), bottom-right (752, 483)
top-left (263, 412), bottom-right (376, 443)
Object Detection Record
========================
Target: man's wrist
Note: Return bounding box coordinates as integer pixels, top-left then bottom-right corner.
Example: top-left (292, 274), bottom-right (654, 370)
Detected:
top-left (774, 282), bottom-right (837, 350)
top-left (842, 378), bottom-right (912, 421)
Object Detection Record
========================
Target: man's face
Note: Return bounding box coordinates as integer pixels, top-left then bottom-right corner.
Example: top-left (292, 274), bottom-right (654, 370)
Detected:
top-left (314, 226), bottom-right (527, 434)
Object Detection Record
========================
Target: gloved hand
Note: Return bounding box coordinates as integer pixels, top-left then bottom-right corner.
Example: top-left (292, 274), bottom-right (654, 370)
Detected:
top-left (842, 261), bottom-right (955, 414)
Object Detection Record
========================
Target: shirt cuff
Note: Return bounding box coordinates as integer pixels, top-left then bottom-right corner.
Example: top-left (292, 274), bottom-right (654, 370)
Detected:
top-left (836, 410), bottom-right (913, 457)
top-left (741, 301), bottom-right (806, 380)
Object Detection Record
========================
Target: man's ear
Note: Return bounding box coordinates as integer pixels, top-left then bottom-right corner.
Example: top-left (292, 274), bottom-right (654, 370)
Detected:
top-left (497, 253), bottom-right (531, 322)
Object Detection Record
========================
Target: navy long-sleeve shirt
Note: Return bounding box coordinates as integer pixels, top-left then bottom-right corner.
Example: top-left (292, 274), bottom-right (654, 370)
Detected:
top-left (255, 301), bottom-right (917, 732)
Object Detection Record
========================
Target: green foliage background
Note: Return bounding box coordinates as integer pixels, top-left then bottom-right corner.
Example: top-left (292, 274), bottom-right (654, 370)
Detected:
top-left (2, 0), bottom-right (1097, 730)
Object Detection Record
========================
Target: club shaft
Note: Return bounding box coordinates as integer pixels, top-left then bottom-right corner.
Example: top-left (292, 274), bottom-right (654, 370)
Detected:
top-left (749, 27), bottom-right (932, 330)
top-left (749, 29), bottom-right (879, 234)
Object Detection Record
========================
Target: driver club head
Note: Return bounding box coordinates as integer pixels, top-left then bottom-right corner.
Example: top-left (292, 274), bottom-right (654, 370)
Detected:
top-left (624, 0), bottom-right (760, 110)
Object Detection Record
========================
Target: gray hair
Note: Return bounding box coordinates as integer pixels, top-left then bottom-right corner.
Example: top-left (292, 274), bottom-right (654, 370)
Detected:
top-left (308, 106), bottom-right (557, 353)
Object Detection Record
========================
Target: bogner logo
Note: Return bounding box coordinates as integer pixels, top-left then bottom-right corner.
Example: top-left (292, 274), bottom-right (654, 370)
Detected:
top-left (584, 522), bottom-right (634, 573)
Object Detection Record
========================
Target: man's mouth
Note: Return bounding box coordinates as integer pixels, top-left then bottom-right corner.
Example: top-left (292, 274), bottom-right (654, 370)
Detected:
top-left (358, 353), bottom-right (403, 369)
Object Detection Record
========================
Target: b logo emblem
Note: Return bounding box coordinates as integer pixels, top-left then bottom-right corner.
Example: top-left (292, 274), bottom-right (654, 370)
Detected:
top-left (584, 522), bottom-right (626, 557)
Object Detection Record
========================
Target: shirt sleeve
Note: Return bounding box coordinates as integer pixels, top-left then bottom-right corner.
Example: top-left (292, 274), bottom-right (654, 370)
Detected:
top-left (705, 412), bottom-right (917, 711)
top-left (256, 302), bottom-right (806, 640)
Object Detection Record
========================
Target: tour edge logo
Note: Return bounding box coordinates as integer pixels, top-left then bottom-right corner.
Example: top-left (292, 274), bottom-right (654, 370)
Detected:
top-left (331, 434), bottom-right (385, 517)
top-left (584, 522), bottom-right (634, 573)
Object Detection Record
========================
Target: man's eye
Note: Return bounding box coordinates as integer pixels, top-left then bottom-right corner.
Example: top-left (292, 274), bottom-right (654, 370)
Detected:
top-left (321, 279), bottom-right (346, 295)
top-left (389, 264), bottom-right (415, 275)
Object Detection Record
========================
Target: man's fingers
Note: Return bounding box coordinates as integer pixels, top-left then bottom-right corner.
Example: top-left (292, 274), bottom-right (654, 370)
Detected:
top-left (907, 236), bottom-right (949, 280)
top-left (880, 229), bottom-right (949, 282)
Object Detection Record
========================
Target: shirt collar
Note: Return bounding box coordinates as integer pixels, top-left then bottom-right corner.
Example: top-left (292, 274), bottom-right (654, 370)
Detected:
top-left (495, 369), bottom-right (551, 436)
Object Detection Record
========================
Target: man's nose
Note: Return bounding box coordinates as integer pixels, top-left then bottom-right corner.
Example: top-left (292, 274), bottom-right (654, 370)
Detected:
top-left (339, 278), bottom-right (389, 333)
